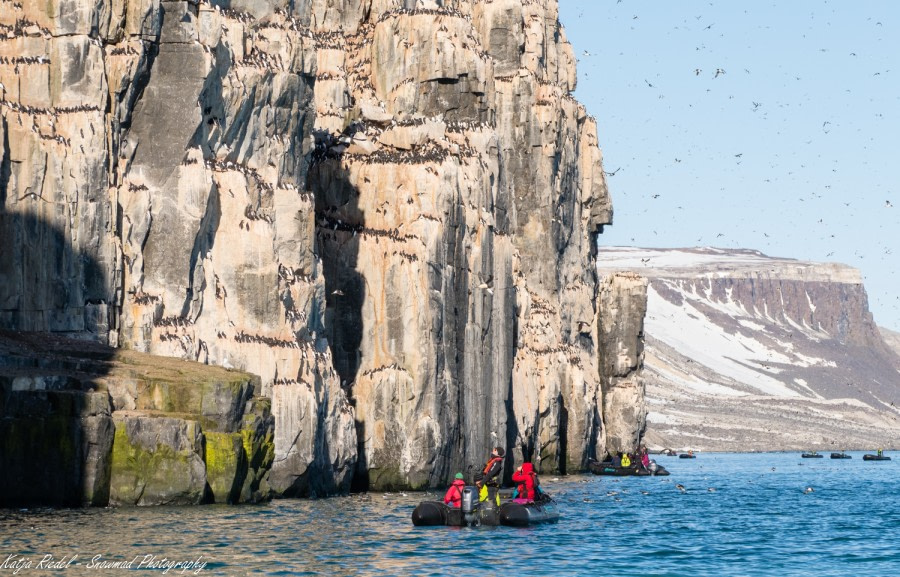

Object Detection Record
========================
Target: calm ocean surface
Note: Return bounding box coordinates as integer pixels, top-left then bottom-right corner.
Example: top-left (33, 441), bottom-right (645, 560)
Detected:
top-left (1, 452), bottom-right (898, 576)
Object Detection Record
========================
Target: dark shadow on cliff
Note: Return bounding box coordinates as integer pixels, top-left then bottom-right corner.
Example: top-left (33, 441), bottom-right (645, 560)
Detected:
top-left (503, 373), bottom-right (519, 486)
top-left (558, 394), bottom-right (569, 475)
top-left (0, 205), bottom-right (116, 508)
top-left (308, 136), bottom-right (367, 492)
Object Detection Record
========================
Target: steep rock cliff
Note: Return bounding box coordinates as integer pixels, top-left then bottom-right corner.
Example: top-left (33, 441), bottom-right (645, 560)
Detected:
top-left (306, 0), bottom-right (609, 485)
top-left (1, 0), bottom-right (355, 496)
top-left (1, 0), bottom-right (611, 494)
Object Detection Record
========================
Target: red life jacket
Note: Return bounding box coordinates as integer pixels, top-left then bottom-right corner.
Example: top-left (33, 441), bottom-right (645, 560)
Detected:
top-left (444, 479), bottom-right (466, 507)
top-left (512, 462), bottom-right (537, 500)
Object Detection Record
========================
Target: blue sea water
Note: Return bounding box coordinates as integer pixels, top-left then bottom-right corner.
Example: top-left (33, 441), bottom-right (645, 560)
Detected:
top-left (1, 452), bottom-right (898, 576)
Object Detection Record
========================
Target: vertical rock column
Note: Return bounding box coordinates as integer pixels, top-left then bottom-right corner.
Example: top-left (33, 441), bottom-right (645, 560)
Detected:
top-left (1, 0), bottom-right (360, 496)
top-left (597, 272), bottom-right (649, 454)
top-left (308, 5), bottom-right (510, 488)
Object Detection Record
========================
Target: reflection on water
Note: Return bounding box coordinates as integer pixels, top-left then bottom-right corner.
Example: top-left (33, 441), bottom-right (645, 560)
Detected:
top-left (1, 453), bottom-right (898, 576)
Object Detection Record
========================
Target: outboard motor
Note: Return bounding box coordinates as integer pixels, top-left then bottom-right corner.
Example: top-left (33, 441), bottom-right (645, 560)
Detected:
top-left (648, 460), bottom-right (659, 475)
top-left (461, 486), bottom-right (478, 525)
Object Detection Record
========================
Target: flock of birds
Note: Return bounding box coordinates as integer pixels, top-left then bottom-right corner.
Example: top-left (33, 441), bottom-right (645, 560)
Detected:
top-left (375, 7), bottom-right (471, 25)
top-left (568, 2), bottom-right (899, 326)
top-left (234, 330), bottom-right (298, 349)
top-left (0, 55), bottom-right (48, 67)
top-left (204, 159), bottom-right (274, 193)
top-left (9, 1), bottom-right (829, 399)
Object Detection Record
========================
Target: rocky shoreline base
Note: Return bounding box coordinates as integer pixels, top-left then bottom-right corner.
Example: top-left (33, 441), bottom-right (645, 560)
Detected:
top-left (0, 331), bottom-right (274, 507)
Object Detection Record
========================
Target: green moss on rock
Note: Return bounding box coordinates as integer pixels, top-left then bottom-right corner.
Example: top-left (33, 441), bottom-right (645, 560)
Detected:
top-left (204, 432), bottom-right (246, 504)
top-left (238, 419), bottom-right (275, 503)
top-left (109, 417), bottom-right (206, 506)
top-left (368, 465), bottom-right (422, 491)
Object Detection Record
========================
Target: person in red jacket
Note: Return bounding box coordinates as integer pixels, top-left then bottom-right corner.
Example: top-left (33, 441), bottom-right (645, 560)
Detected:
top-left (512, 462), bottom-right (538, 501)
top-left (444, 473), bottom-right (466, 507)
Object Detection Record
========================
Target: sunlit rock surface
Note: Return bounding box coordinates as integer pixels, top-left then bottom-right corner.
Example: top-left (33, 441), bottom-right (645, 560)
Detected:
top-left (1, 0), bottom-right (613, 497)
top-left (597, 272), bottom-right (648, 456)
top-left (308, 0), bottom-right (609, 485)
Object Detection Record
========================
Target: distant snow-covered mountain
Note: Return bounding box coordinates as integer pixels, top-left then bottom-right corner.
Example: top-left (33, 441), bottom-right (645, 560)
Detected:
top-left (598, 247), bottom-right (900, 452)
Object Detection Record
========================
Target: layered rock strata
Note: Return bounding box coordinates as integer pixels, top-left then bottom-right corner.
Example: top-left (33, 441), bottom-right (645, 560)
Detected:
top-left (308, 0), bottom-right (609, 485)
top-left (598, 247), bottom-right (900, 452)
top-left (0, 0), bottom-right (355, 496)
top-left (1, 0), bottom-right (612, 495)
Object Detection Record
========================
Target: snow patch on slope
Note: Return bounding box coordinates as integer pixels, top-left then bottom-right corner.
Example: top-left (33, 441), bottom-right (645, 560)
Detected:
top-left (646, 284), bottom-right (798, 396)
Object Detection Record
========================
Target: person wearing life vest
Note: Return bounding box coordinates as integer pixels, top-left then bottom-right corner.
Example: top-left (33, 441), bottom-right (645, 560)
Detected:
top-left (640, 446), bottom-right (651, 470)
top-left (621, 452), bottom-right (632, 468)
top-left (511, 462), bottom-right (538, 501)
top-left (444, 473), bottom-right (466, 507)
top-left (476, 447), bottom-right (504, 505)
top-left (611, 452), bottom-right (622, 467)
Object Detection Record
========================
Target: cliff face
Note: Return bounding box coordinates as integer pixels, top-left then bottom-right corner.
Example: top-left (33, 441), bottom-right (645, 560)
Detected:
top-left (598, 247), bottom-right (900, 452)
top-left (307, 0), bottom-right (610, 485)
top-left (1, 0), bottom-right (354, 496)
top-left (1, 0), bottom-right (612, 495)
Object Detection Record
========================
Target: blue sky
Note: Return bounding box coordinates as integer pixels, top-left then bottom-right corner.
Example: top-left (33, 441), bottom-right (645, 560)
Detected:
top-left (558, 1), bottom-right (900, 331)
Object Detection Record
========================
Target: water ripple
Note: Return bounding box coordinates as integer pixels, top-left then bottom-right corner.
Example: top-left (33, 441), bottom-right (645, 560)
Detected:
top-left (0, 453), bottom-right (897, 576)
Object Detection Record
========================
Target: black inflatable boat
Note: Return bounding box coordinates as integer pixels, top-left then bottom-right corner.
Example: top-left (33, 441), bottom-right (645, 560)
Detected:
top-left (830, 452), bottom-right (852, 459)
top-left (862, 454), bottom-right (891, 461)
top-left (412, 488), bottom-right (559, 527)
top-left (801, 452), bottom-right (823, 458)
top-left (679, 453), bottom-right (696, 459)
top-left (498, 496), bottom-right (560, 527)
top-left (588, 459), bottom-right (670, 477)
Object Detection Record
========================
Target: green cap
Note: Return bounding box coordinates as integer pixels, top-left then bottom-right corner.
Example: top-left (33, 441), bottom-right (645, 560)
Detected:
top-left (455, 472), bottom-right (464, 480)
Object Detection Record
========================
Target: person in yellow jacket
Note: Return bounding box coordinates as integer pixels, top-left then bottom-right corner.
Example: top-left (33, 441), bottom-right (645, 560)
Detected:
top-left (620, 452), bottom-right (632, 468)
top-left (475, 447), bottom-right (504, 506)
